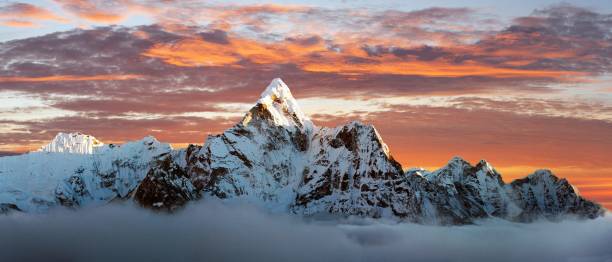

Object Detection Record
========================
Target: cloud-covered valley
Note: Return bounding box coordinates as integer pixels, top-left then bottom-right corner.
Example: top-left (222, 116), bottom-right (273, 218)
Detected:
top-left (0, 201), bottom-right (610, 262)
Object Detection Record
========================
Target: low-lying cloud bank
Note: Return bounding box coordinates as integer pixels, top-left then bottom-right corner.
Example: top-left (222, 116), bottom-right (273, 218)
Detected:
top-left (0, 201), bottom-right (610, 262)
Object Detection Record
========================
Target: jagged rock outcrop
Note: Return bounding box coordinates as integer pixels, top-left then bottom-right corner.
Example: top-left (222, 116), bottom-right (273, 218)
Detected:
top-left (402, 158), bottom-right (604, 224)
top-left (134, 145), bottom-right (201, 211)
top-left (413, 158), bottom-right (522, 224)
top-left (509, 169), bottom-right (605, 221)
top-left (291, 121), bottom-right (408, 218)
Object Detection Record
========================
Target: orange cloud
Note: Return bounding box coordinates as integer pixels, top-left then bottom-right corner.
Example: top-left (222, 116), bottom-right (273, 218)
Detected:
top-left (1, 19), bottom-right (37, 27)
top-left (143, 35), bottom-right (587, 80)
top-left (76, 11), bottom-right (124, 23)
top-left (233, 4), bottom-right (310, 14)
top-left (0, 3), bottom-right (66, 21)
top-left (0, 74), bottom-right (141, 83)
top-left (143, 39), bottom-right (241, 67)
top-left (143, 35), bottom-right (331, 67)
top-left (53, 0), bottom-right (129, 23)
top-left (301, 59), bottom-right (584, 78)
top-left (0, 2), bottom-right (67, 26)
top-left (209, 3), bottom-right (311, 22)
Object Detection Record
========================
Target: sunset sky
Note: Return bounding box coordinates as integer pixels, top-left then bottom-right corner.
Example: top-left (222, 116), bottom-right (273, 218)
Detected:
top-left (0, 0), bottom-right (611, 208)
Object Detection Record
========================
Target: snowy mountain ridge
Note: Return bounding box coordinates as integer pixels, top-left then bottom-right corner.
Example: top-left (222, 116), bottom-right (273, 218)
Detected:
top-left (0, 136), bottom-right (171, 212)
top-left (0, 79), bottom-right (606, 224)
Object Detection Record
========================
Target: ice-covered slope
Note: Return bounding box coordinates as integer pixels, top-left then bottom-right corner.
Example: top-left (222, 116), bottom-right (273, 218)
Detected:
top-left (0, 135), bottom-right (171, 212)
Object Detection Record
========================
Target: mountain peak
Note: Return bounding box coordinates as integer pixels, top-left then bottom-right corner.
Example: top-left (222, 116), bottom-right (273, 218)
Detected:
top-left (259, 78), bottom-right (293, 102)
top-left (447, 156), bottom-right (471, 166)
top-left (243, 78), bottom-right (314, 131)
top-left (424, 156), bottom-right (473, 181)
top-left (526, 169), bottom-right (557, 181)
top-left (39, 132), bottom-right (104, 154)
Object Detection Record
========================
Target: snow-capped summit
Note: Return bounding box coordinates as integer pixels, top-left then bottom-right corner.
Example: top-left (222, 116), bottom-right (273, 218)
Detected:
top-left (527, 169), bottom-right (554, 179)
top-left (258, 78), bottom-right (294, 103)
top-left (39, 132), bottom-right (104, 154)
top-left (246, 78), bottom-right (314, 131)
top-left (424, 156), bottom-right (470, 181)
top-left (447, 156), bottom-right (471, 166)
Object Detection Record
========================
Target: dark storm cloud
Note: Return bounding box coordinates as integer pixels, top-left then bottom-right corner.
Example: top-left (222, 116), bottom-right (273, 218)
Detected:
top-left (0, 201), bottom-right (610, 262)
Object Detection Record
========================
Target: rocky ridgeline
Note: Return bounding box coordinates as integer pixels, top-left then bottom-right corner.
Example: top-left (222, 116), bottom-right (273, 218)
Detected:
top-left (133, 79), bottom-right (605, 224)
top-left (0, 79), bottom-right (605, 224)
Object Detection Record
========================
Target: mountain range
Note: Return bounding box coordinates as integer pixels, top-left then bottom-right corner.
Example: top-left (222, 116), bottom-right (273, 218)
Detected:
top-left (0, 78), bottom-right (605, 224)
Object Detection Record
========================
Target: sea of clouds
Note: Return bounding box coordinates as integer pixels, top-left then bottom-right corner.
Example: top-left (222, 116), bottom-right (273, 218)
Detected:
top-left (0, 201), bottom-right (610, 262)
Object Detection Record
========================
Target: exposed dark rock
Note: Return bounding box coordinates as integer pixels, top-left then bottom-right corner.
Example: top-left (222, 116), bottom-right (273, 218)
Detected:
top-left (135, 155), bottom-right (199, 211)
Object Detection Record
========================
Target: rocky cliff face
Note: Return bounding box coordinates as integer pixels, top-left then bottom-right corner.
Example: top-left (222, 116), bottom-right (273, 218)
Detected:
top-left (291, 121), bottom-right (408, 218)
top-left (404, 159), bottom-right (605, 224)
top-left (133, 78), bottom-right (605, 223)
top-left (508, 170), bottom-right (604, 222)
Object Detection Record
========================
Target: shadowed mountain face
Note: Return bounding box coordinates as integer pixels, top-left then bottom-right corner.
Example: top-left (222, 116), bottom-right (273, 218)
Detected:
top-left (0, 78), bottom-right (605, 224)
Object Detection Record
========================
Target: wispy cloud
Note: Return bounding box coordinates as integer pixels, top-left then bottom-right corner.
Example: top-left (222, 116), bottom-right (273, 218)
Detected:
top-left (0, 74), bottom-right (141, 82)
top-left (0, 2), bottom-right (67, 27)
top-left (1, 19), bottom-right (37, 27)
